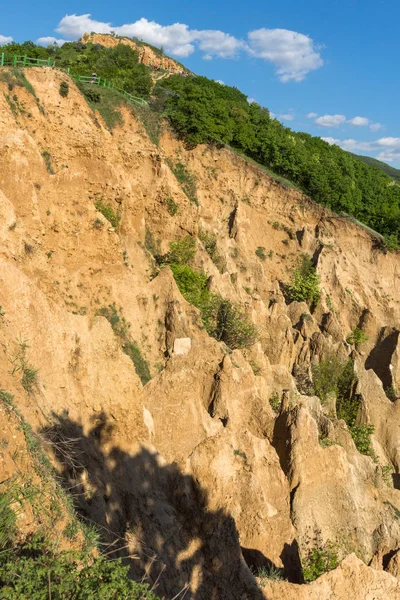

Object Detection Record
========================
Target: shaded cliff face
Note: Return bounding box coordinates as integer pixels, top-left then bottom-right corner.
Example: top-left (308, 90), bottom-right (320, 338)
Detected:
top-left (1, 67), bottom-right (400, 598)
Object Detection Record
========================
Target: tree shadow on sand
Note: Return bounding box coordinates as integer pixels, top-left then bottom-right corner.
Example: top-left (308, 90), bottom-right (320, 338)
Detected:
top-left (42, 410), bottom-right (281, 599)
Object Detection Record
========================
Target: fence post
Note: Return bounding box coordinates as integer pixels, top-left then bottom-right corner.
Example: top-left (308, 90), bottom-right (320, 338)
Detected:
top-left (23, 56), bottom-right (27, 66)
top-left (0, 53), bottom-right (4, 67)
top-left (97, 77), bottom-right (101, 85)
top-left (13, 55), bottom-right (17, 66)
top-left (47, 57), bottom-right (51, 66)
top-left (67, 67), bottom-right (70, 74)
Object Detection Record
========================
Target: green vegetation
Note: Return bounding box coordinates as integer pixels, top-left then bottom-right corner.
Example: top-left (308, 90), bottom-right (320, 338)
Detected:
top-left (285, 254), bottom-right (320, 307)
top-left (302, 543), bottom-right (339, 582)
top-left (170, 263), bottom-right (257, 350)
top-left (59, 80), bottom-right (69, 97)
top-left (256, 565), bottom-right (285, 586)
top-left (166, 159), bottom-right (198, 205)
top-left (166, 197), bottom-right (178, 216)
top-left (269, 393), bottom-right (281, 413)
top-left (10, 340), bottom-right (39, 393)
top-left (311, 355), bottom-right (376, 459)
top-left (94, 198), bottom-right (121, 229)
top-left (255, 246), bottom-right (267, 261)
top-left (156, 75), bottom-right (400, 246)
top-left (199, 231), bottom-right (226, 272)
top-left (233, 449), bottom-right (247, 460)
top-left (350, 152), bottom-right (400, 184)
top-left (81, 85), bottom-right (124, 129)
top-left (346, 327), bottom-right (368, 347)
top-left (311, 356), bottom-right (351, 404)
top-left (42, 151), bottom-right (54, 175)
top-left (168, 236), bottom-right (196, 264)
top-left (97, 304), bottom-right (151, 384)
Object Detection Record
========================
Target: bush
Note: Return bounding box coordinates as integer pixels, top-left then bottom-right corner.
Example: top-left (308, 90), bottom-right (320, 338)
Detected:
top-left (199, 231), bottom-right (226, 272)
top-left (94, 199), bottom-right (121, 229)
top-left (302, 544), bottom-right (338, 582)
top-left (311, 356), bottom-right (351, 404)
top-left (98, 305), bottom-right (151, 385)
top-left (170, 264), bottom-right (257, 350)
top-left (346, 327), bottom-right (368, 347)
top-left (255, 246), bottom-right (267, 261)
top-left (0, 536), bottom-right (159, 599)
top-left (59, 81), bottom-right (69, 97)
top-left (349, 424), bottom-right (376, 458)
top-left (167, 160), bottom-right (198, 205)
top-left (286, 255), bottom-right (320, 307)
top-left (81, 86), bottom-right (100, 103)
top-left (166, 197), bottom-right (178, 216)
top-left (169, 236), bottom-right (196, 264)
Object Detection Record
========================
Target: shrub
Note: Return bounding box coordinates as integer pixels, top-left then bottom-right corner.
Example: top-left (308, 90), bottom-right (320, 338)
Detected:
top-left (170, 264), bottom-right (257, 349)
top-left (169, 236), bottom-right (196, 264)
top-left (286, 255), bottom-right (320, 307)
top-left (199, 231), bottom-right (226, 272)
top-left (269, 393), bottom-right (281, 413)
top-left (302, 544), bottom-right (338, 582)
top-left (257, 565), bottom-right (284, 586)
top-left (349, 424), bottom-right (376, 458)
top-left (144, 228), bottom-right (161, 258)
top-left (166, 197), bottom-right (178, 216)
top-left (346, 327), bottom-right (368, 347)
top-left (59, 81), bottom-right (69, 97)
top-left (0, 536), bottom-right (160, 599)
top-left (255, 246), bottom-right (267, 261)
top-left (311, 356), bottom-right (351, 404)
top-left (98, 305), bottom-right (151, 385)
top-left (94, 199), bottom-right (121, 229)
top-left (123, 341), bottom-right (151, 385)
top-left (42, 151), bottom-right (54, 175)
top-left (167, 160), bottom-right (198, 205)
top-left (82, 86), bottom-right (101, 103)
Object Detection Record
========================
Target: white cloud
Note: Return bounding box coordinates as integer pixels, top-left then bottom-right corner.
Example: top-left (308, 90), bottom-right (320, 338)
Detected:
top-left (54, 14), bottom-right (323, 80)
top-left (315, 114), bottom-right (346, 127)
top-left (196, 29), bottom-right (242, 58)
top-left (321, 137), bottom-right (341, 145)
top-left (278, 110), bottom-right (295, 121)
top-left (0, 34), bottom-right (13, 44)
top-left (215, 80), bottom-right (225, 85)
top-left (307, 112), bottom-right (318, 118)
top-left (347, 116), bottom-right (369, 126)
top-left (247, 97), bottom-right (257, 104)
top-left (376, 151), bottom-right (400, 163)
top-left (375, 137), bottom-right (400, 147)
top-left (36, 36), bottom-right (69, 46)
top-left (370, 122), bottom-right (382, 132)
top-left (247, 28), bottom-right (323, 82)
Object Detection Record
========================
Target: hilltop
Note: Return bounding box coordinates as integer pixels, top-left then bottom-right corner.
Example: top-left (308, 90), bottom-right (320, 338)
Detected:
top-left (0, 51), bottom-right (400, 598)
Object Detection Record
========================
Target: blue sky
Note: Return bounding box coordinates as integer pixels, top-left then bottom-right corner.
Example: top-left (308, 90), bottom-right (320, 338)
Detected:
top-left (1, 0), bottom-right (400, 165)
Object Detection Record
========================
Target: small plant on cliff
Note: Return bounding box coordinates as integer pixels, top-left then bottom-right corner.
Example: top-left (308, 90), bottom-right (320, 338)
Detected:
top-left (302, 543), bottom-right (339, 582)
top-left (166, 197), bottom-right (178, 216)
top-left (256, 565), bottom-right (284, 585)
top-left (170, 264), bottom-right (257, 350)
top-left (42, 151), bottom-right (54, 175)
top-left (10, 340), bottom-right (39, 394)
top-left (269, 392), bottom-right (281, 413)
top-left (169, 236), bottom-right (196, 264)
top-left (346, 327), bottom-right (368, 348)
top-left (97, 304), bottom-right (151, 385)
top-left (255, 246), bottom-right (267, 261)
top-left (59, 81), bottom-right (69, 97)
top-left (94, 199), bottom-right (121, 229)
top-left (311, 356), bottom-right (351, 404)
top-left (199, 231), bottom-right (226, 273)
top-left (167, 159), bottom-right (198, 206)
top-left (285, 254), bottom-right (320, 307)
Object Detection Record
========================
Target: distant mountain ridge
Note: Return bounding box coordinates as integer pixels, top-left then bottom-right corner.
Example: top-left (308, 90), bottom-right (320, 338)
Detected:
top-left (350, 153), bottom-right (400, 183)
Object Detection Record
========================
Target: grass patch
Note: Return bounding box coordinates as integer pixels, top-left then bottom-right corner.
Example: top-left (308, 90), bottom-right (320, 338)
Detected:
top-left (302, 543), bottom-right (338, 582)
top-left (285, 254), bottom-right (320, 307)
top-left (97, 304), bottom-right (151, 385)
top-left (346, 327), bottom-right (368, 348)
top-left (166, 197), bottom-right (178, 216)
top-left (94, 198), bottom-right (121, 229)
top-left (167, 159), bottom-right (198, 205)
top-left (10, 340), bottom-right (39, 394)
top-left (170, 263), bottom-right (257, 350)
top-left (131, 102), bottom-right (163, 145)
top-left (42, 151), bottom-right (54, 175)
top-left (79, 85), bottom-right (124, 130)
top-left (199, 231), bottom-right (226, 272)
top-left (255, 246), bottom-right (267, 261)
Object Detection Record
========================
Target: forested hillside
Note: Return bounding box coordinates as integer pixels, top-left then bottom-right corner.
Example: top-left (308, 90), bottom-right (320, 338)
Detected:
top-left (350, 153), bottom-right (400, 184)
top-left (1, 38), bottom-right (400, 247)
